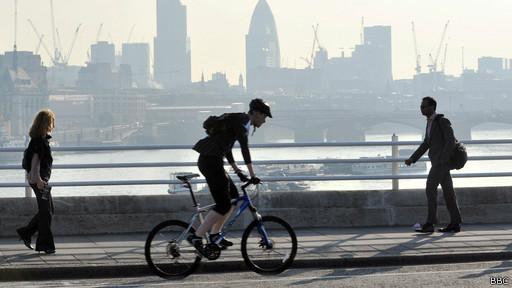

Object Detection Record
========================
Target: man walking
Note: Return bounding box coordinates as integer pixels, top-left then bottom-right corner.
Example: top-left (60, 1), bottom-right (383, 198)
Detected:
top-left (405, 96), bottom-right (462, 233)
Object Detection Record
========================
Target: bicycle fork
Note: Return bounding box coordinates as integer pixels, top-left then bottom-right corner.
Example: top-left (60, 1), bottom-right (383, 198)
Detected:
top-left (249, 206), bottom-right (273, 249)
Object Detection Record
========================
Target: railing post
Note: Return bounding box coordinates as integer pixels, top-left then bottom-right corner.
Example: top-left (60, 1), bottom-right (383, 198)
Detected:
top-left (392, 134), bottom-right (399, 191)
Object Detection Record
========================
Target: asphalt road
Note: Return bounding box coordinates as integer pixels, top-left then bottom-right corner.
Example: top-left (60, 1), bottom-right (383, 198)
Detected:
top-left (3, 260), bottom-right (512, 287)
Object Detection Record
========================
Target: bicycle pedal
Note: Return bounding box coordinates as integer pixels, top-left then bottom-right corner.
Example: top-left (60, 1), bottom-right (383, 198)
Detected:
top-left (204, 243), bottom-right (221, 260)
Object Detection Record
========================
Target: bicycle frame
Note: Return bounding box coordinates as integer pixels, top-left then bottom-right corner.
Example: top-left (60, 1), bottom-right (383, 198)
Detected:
top-left (179, 180), bottom-right (272, 247)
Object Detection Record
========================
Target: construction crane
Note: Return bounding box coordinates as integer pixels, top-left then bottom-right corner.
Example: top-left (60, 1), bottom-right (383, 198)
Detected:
top-left (13, 0), bottom-right (18, 53)
top-left (309, 24), bottom-right (319, 68)
top-left (27, 19), bottom-right (56, 65)
top-left (441, 43), bottom-right (448, 73)
top-left (301, 24), bottom-right (320, 69)
top-left (12, 0), bottom-right (19, 72)
top-left (127, 24), bottom-right (136, 43)
top-left (55, 28), bottom-right (64, 62)
top-left (64, 23), bottom-right (82, 64)
top-left (35, 34), bottom-right (45, 55)
top-left (96, 23), bottom-right (104, 42)
top-left (312, 24), bottom-right (321, 59)
top-left (428, 20), bottom-right (449, 73)
top-left (49, 0), bottom-right (62, 64)
top-left (461, 46), bottom-right (465, 74)
top-left (360, 17), bottom-right (365, 44)
top-left (411, 21), bottom-right (421, 75)
top-left (39, 0), bottom-right (81, 66)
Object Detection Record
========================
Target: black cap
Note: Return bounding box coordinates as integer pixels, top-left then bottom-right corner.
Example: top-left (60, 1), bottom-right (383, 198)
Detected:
top-left (249, 98), bottom-right (272, 118)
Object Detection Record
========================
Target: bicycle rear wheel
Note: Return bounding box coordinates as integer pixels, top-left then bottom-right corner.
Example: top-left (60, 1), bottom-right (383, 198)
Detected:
top-left (145, 220), bottom-right (201, 278)
top-left (241, 216), bottom-right (297, 274)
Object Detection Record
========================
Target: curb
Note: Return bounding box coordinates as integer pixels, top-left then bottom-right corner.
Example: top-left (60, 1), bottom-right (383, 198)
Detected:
top-left (2, 251), bottom-right (512, 281)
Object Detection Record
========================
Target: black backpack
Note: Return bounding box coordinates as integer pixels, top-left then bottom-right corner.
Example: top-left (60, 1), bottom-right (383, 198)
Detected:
top-left (22, 146), bottom-right (33, 172)
top-left (450, 142), bottom-right (468, 170)
top-left (202, 114), bottom-right (228, 136)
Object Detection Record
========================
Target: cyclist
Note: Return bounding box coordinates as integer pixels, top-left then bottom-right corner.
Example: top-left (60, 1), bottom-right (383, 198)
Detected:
top-left (188, 99), bottom-right (272, 255)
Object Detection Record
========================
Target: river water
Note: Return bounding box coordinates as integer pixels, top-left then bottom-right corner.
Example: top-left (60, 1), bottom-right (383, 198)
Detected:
top-left (2, 128), bottom-right (512, 197)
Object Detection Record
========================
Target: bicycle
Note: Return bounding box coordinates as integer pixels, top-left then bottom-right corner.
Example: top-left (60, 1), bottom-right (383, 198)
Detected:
top-left (144, 173), bottom-right (297, 278)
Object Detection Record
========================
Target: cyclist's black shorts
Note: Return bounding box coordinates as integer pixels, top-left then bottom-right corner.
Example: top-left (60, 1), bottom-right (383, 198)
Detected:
top-left (198, 155), bottom-right (239, 215)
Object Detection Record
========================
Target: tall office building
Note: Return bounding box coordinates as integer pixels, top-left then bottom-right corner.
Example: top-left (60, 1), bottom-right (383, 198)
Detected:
top-left (154, 0), bottom-right (191, 90)
top-left (245, 0), bottom-right (280, 91)
top-left (122, 43), bottom-right (150, 88)
top-left (0, 51), bottom-right (48, 136)
top-left (352, 26), bottom-right (392, 89)
top-left (478, 57), bottom-right (503, 74)
top-left (91, 41), bottom-right (116, 67)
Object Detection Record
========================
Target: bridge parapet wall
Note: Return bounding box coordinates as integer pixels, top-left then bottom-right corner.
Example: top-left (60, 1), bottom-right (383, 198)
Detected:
top-left (1, 187), bottom-right (511, 236)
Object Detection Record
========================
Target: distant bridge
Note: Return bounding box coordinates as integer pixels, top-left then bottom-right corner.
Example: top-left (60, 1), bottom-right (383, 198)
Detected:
top-left (270, 109), bottom-right (512, 142)
top-left (50, 89), bottom-right (512, 143)
top-left (146, 106), bottom-right (512, 143)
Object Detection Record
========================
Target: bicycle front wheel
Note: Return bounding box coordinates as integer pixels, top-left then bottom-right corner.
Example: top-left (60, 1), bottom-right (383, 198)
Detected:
top-left (241, 216), bottom-right (297, 274)
top-left (145, 220), bottom-right (201, 278)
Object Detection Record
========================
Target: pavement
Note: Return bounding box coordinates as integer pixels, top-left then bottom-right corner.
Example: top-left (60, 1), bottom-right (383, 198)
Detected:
top-left (1, 224), bottom-right (512, 281)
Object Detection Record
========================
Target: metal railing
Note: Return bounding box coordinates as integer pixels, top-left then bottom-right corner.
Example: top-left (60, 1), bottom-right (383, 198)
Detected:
top-left (2, 137), bottom-right (512, 197)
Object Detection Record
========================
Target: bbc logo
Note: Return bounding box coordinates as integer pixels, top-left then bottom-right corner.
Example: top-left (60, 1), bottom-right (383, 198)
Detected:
top-left (490, 276), bottom-right (509, 285)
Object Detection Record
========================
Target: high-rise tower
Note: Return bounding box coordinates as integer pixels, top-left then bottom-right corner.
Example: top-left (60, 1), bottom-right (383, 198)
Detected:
top-left (91, 41), bottom-right (115, 67)
top-left (154, 0), bottom-right (191, 90)
top-left (352, 26), bottom-right (392, 89)
top-left (245, 0), bottom-right (280, 91)
top-left (122, 43), bottom-right (150, 88)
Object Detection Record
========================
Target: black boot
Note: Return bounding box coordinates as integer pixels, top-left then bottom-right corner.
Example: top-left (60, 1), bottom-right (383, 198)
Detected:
top-left (438, 223), bottom-right (461, 233)
top-left (16, 228), bottom-right (33, 250)
top-left (415, 223), bottom-right (434, 233)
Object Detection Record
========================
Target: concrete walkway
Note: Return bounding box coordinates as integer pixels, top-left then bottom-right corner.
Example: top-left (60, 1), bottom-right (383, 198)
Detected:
top-left (1, 224), bottom-right (512, 281)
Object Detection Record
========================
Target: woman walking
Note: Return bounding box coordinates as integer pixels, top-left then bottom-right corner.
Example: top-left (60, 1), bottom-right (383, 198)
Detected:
top-left (16, 109), bottom-right (56, 254)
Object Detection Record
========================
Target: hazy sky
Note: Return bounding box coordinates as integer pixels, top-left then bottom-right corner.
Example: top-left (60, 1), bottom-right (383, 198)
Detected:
top-left (1, 0), bottom-right (512, 83)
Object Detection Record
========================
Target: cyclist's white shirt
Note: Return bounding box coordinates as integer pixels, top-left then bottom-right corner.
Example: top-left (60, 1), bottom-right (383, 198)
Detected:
top-left (244, 120), bottom-right (251, 136)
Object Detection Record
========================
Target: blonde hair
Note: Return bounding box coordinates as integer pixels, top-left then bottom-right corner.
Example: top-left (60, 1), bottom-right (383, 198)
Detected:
top-left (29, 109), bottom-right (56, 139)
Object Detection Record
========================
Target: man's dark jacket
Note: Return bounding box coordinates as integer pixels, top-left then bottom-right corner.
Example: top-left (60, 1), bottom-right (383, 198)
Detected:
top-left (410, 114), bottom-right (456, 166)
top-left (193, 113), bottom-right (252, 164)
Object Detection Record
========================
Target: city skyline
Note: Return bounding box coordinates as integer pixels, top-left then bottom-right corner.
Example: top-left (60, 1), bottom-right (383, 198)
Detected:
top-left (1, 0), bottom-right (512, 84)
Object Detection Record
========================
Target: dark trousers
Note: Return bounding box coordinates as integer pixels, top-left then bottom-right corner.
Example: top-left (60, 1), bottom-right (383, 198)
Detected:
top-left (197, 155), bottom-right (239, 215)
top-left (425, 164), bottom-right (462, 225)
top-left (17, 184), bottom-right (55, 251)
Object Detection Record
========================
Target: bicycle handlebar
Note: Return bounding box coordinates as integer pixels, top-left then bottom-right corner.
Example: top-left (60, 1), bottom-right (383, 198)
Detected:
top-left (241, 181), bottom-right (258, 190)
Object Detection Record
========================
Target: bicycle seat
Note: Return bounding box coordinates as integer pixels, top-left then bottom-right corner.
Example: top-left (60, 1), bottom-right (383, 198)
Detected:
top-left (176, 174), bottom-right (201, 182)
